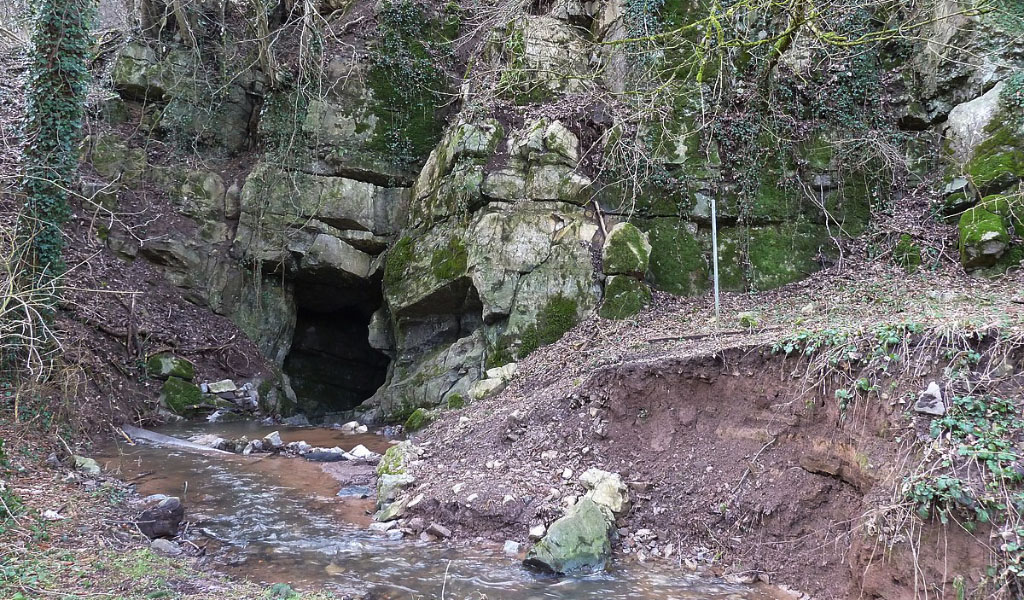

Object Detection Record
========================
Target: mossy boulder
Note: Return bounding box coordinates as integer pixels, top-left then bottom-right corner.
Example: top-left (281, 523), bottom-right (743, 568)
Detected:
top-left (517, 294), bottom-right (580, 357)
top-left (147, 354), bottom-right (195, 380)
top-left (599, 276), bottom-right (651, 320)
top-left (602, 223), bottom-right (651, 276)
top-left (377, 441), bottom-right (415, 477)
top-left (403, 408), bottom-right (434, 432)
top-left (160, 377), bottom-right (204, 416)
top-left (958, 206), bottom-right (1010, 270)
top-left (523, 497), bottom-right (613, 575)
top-left (893, 234), bottom-right (922, 271)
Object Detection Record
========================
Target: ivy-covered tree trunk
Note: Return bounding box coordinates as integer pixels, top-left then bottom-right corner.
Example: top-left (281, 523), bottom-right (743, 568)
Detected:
top-left (20, 0), bottom-right (94, 278)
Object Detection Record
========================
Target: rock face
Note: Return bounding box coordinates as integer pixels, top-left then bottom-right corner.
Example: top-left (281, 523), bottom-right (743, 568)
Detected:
top-left (87, 0), bottom-right (1024, 426)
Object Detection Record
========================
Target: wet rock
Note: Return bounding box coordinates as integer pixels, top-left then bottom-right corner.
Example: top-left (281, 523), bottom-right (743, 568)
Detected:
top-left (263, 431), bottom-right (284, 450)
top-left (348, 444), bottom-right (378, 459)
top-left (286, 441), bottom-right (313, 455)
top-left (387, 529), bottom-right (405, 540)
top-left (304, 450), bottom-right (347, 462)
top-left (425, 522), bottom-right (451, 538)
top-left (189, 434), bottom-right (229, 450)
top-left (242, 439), bottom-right (265, 455)
top-left (369, 521), bottom-right (396, 532)
top-left (73, 456), bottom-right (101, 475)
top-left (407, 517), bottom-right (426, 532)
top-left (150, 538), bottom-right (182, 556)
top-left (914, 381), bottom-right (946, 416)
top-left (340, 421), bottom-right (361, 434)
top-left (602, 222), bottom-right (651, 277)
top-left (523, 497), bottom-right (613, 575)
top-left (376, 496), bottom-right (410, 522)
top-left (138, 497), bottom-right (184, 539)
top-left (377, 474), bottom-right (415, 509)
top-left (282, 414), bottom-right (311, 427)
top-left (504, 540), bottom-right (522, 556)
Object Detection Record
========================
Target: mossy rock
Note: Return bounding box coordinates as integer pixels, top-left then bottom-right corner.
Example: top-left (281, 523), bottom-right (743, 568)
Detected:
top-left (602, 223), bottom-right (651, 276)
top-left (146, 353), bottom-right (195, 380)
top-left (599, 276), bottom-right (651, 320)
top-left (518, 295), bottom-right (579, 358)
top-left (964, 114), bottom-right (1024, 196)
top-left (640, 218), bottom-right (709, 296)
top-left (747, 222), bottom-right (827, 291)
top-left (161, 377), bottom-right (204, 416)
top-left (958, 206), bottom-right (1010, 270)
top-left (87, 134), bottom-right (146, 185)
top-left (377, 442), bottom-right (414, 477)
top-left (978, 193), bottom-right (1024, 232)
top-left (893, 234), bottom-right (922, 271)
top-left (403, 408), bottom-right (434, 432)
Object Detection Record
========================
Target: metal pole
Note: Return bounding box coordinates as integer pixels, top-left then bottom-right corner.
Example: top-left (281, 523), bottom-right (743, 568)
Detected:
top-left (711, 195), bottom-right (720, 323)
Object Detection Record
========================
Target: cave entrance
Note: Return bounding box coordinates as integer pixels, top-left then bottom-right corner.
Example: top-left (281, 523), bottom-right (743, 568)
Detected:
top-left (282, 281), bottom-right (390, 419)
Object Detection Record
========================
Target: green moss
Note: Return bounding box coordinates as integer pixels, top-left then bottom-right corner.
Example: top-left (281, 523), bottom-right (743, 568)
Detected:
top-left (518, 295), bottom-right (579, 358)
top-left (958, 206), bottom-right (1010, 270)
top-left (485, 340), bottom-right (515, 370)
top-left (599, 276), bottom-right (651, 320)
top-left (430, 237), bottom-right (468, 280)
top-left (146, 353), bottom-right (195, 380)
top-left (641, 218), bottom-right (709, 296)
top-left (800, 134), bottom-right (834, 171)
top-left (403, 407), bottom-right (433, 432)
top-left (825, 175), bottom-right (873, 236)
top-left (161, 377), bottom-right (203, 416)
top-left (366, 1), bottom-right (453, 166)
top-left (603, 223), bottom-right (650, 276)
top-left (715, 227), bottom-right (747, 292)
top-left (965, 118), bottom-right (1024, 195)
top-left (893, 234), bottom-right (922, 271)
top-left (978, 194), bottom-right (1024, 231)
top-left (747, 222), bottom-right (827, 291)
top-left (445, 393), bottom-right (465, 409)
top-left (384, 236), bottom-right (415, 289)
top-left (377, 443), bottom-right (409, 476)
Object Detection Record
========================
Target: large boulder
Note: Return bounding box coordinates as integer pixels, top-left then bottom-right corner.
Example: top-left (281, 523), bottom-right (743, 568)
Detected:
top-left (958, 205), bottom-right (1010, 270)
top-left (523, 497), bottom-right (613, 574)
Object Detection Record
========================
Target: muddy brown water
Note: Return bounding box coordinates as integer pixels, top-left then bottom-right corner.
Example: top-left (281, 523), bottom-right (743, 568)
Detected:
top-left (96, 421), bottom-right (783, 599)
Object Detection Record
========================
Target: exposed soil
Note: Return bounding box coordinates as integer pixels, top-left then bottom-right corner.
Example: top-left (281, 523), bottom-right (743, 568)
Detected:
top-left (403, 260), bottom-right (1024, 599)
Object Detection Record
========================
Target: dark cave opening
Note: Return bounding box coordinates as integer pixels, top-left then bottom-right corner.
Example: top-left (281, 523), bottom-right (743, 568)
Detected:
top-left (282, 282), bottom-right (390, 418)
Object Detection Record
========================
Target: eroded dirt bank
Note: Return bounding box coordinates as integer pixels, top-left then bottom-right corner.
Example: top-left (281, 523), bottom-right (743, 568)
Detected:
top-left (404, 332), bottom-right (1022, 599)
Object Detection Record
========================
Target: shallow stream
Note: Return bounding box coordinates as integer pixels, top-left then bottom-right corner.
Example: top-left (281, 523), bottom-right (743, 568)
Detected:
top-left (96, 422), bottom-right (782, 599)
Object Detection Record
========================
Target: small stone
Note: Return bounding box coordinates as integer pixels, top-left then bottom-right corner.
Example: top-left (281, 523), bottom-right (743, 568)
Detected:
top-left (150, 538), bottom-right (182, 556)
top-left (914, 381), bottom-right (945, 416)
top-left (355, 425), bottom-right (368, 434)
top-left (541, 450), bottom-right (558, 461)
top-left (286, 441), bottom-right (312, 454)
top-left (452, 482), bottom-right (466, 493)
top-left (466, 493), bottom-right (479, 502)
top-left (340, 421), bottom-right (360, 433)
top-left (419, 531), bottom-right (438, 543)
top-left (425, 522), bottom-right (452, 538)
top-left (42, 510), bottom-right (64, 521)
top-left (503, 540), bottom-right (522, 556)
top-left (408, 517), bottom-right (426, 532)
top-left (207, 379), bottom-right (237, 394)
top-left (138, 497), bottom-right (184, 539)
top-left (369, 521), bottom-right (396, 532)
top-left (387, 529), bottom-right (405, 541)
top-left (561, 468), bottom-right (573, 479)
top-left (800, 302), bottom-right (816, 315)
top-left (529, 524), bottom-right (546, 540)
